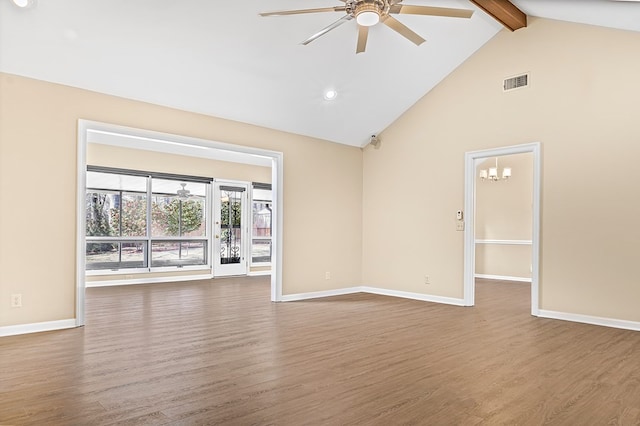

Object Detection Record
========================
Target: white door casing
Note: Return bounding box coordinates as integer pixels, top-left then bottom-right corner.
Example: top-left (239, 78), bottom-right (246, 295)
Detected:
top-left (463, 142), bottom-right (541, 315)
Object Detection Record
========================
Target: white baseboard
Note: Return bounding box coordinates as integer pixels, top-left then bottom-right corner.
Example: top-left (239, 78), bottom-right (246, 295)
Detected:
top-left (280, 287), bottom-right (362, 302)
top-left (6, 294), bottom-right (638, 339)
top-left (361, 286), bottom-right (466, 306)
top-left (475, 274), bottom-right (532, 283)
top-left (538, 309), bottom-right (640, 332)
top-left (281, 286), bottom-right (465, 306)
top-left (86, 273), bottom-right (213, 287)
top-left (248, 270), bottom-right (271, 277)
top-left (0, 319), bottom-right (77, 337)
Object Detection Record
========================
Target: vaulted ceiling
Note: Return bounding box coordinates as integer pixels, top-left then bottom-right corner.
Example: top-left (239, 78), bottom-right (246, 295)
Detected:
top-left (1, 0), bottom-right (639, 147)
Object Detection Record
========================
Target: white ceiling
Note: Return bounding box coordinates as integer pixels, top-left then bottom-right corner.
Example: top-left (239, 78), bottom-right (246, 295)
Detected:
top-left (1, 0), bottom-right (639, 147)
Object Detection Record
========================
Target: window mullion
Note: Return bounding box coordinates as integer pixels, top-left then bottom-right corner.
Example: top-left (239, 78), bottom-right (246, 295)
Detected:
top-left (118, 190), bottom-right (123, 238)
top-left (146, 175), bottom-right (152, 270)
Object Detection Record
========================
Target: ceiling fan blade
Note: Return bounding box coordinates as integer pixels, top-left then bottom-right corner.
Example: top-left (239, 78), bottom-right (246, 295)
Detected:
top-left (301, 15), bottom-right (354, 45)
top-left (356, 25), bottom-right (369, 53)
top-left (388, 5), bottom-right (473, 19)
top-left (260, 6), bottom-right (346, 17)
top-left (381, 15), bottom-right (425, 46)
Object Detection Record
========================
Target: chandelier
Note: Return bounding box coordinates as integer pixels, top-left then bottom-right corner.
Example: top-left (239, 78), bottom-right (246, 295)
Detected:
top-left (479, 158), bottom-right (511, 182)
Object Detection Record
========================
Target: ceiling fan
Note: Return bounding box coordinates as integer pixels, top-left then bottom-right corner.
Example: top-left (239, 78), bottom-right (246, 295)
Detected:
top-left (176, 183), bottom-right (192, 200)
top-left (260, 0), bottom-right (474, 53)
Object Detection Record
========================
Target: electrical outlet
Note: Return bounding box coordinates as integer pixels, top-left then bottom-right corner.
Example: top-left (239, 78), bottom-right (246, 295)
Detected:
top-left (325, 271), bottom-right (331, 280)
top-left (424, 275), bottom-right (430, 285)
top-left (11, 294), bottom-right (22, 308)
top-left (456, 221), bottom-right (465, 231)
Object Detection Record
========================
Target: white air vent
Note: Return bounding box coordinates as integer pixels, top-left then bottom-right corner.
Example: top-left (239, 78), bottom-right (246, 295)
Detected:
top-left (503, 73), bottom-right (529, 92)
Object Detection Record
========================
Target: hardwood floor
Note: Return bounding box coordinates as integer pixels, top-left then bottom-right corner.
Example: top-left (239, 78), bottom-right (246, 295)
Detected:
top-left (2, 277), bottom-right (640, 425)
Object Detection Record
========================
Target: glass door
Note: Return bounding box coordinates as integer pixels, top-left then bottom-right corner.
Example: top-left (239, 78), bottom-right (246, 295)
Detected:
top-left (213, 181), bottom-right (249, 276)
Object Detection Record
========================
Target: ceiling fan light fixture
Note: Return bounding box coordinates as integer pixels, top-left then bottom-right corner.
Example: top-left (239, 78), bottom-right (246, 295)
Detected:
top-left (356, 10), bottom-right (380, 26)
top-left (12, 0), bottom-right (36, 8)
top-left (354, 2), bottom-right (382, 27)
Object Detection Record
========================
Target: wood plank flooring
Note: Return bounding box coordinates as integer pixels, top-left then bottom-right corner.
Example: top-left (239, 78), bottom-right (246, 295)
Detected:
top-left (2, 277), bottom-right (640, 425)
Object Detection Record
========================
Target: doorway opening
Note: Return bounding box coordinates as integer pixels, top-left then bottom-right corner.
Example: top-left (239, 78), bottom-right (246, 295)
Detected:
top-left (213, 180), bottom-right (249, 277)
top-left (76, 120), bottom-right (284, 327)
top-left (463, 143), bottom-right (541, 316)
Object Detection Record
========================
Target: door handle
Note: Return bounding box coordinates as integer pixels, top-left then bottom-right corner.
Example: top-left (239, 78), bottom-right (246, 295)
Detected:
top-left (215, 234), bottom-right (220, 239)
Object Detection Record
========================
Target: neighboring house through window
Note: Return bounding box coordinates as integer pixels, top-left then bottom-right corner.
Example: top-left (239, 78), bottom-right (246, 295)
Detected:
top-left (251, 183), bottom-right (272, 265)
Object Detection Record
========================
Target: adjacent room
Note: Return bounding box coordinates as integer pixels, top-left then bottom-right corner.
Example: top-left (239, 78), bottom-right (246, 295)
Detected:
top-left (1, 0), bottom-right (640, 423)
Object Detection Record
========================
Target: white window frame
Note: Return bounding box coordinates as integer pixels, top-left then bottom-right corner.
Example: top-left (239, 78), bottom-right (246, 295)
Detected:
top-left (85, 169), bottom-right (212, 276)
top-left (250, 184), bottom-right (272, 267)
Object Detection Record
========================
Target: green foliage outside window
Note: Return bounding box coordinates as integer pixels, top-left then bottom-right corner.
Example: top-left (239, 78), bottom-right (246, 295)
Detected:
top-left (152, 198), bottom-right (204, 236)
top-left (221, 201), bottom-right (242, 227)
top-left (111, 196), bottom-right (147, 236)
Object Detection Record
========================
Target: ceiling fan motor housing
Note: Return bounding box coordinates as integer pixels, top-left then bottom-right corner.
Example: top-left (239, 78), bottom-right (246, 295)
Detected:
top-left (346, 0), bottom-right (389, 18)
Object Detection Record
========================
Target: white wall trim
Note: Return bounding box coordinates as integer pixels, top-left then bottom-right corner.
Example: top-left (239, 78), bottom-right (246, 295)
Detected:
top-left (0, 319), bottom-right (77, 337)
top-left (281, 286), bottom-right (466, 305)
top-left (539, 309), bottom-right (640, 332)
top-left (271, 153), bottom-right (284, 302)
top-left (475, 274), bottom-right (532, 283)
top-left (362, 286), bottom-right (466, 306)
top-left (248, 270), bottom-right (271, 277)
top-left (475, 239), bottom-right (532, 245)
top-left (280, 287), bottom-right (362, 302)
top-left (86, 274), bottom-right (213, 288)
top-left (76, 123), bottom-right (87, 327)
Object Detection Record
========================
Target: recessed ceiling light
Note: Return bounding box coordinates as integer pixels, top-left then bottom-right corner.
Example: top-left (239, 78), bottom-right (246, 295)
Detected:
top-left (12, 0), bottom-right (36, 8)
top-left (324, 89), bottom-right (337, 101)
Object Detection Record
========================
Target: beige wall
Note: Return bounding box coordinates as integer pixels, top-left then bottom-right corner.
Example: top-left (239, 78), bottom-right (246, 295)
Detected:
top-left (475, 153), bottom-right (532, 278)
top-left (0, 73), bottom-right (363, 327)
top-left (363, 18), bottom-right (640, 321)
top-left (475, 245), bottom-right (531, 278)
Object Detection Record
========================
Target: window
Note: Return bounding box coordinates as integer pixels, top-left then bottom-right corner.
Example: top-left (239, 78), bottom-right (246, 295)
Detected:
top-left (85, 173), bottom-right (148, 270)
top-left (86, 169), bottom-right (210, 273)
top-left (151, 178), bottom-right (207, 267)
top-left (251, 184), bottom-right (272, 265)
